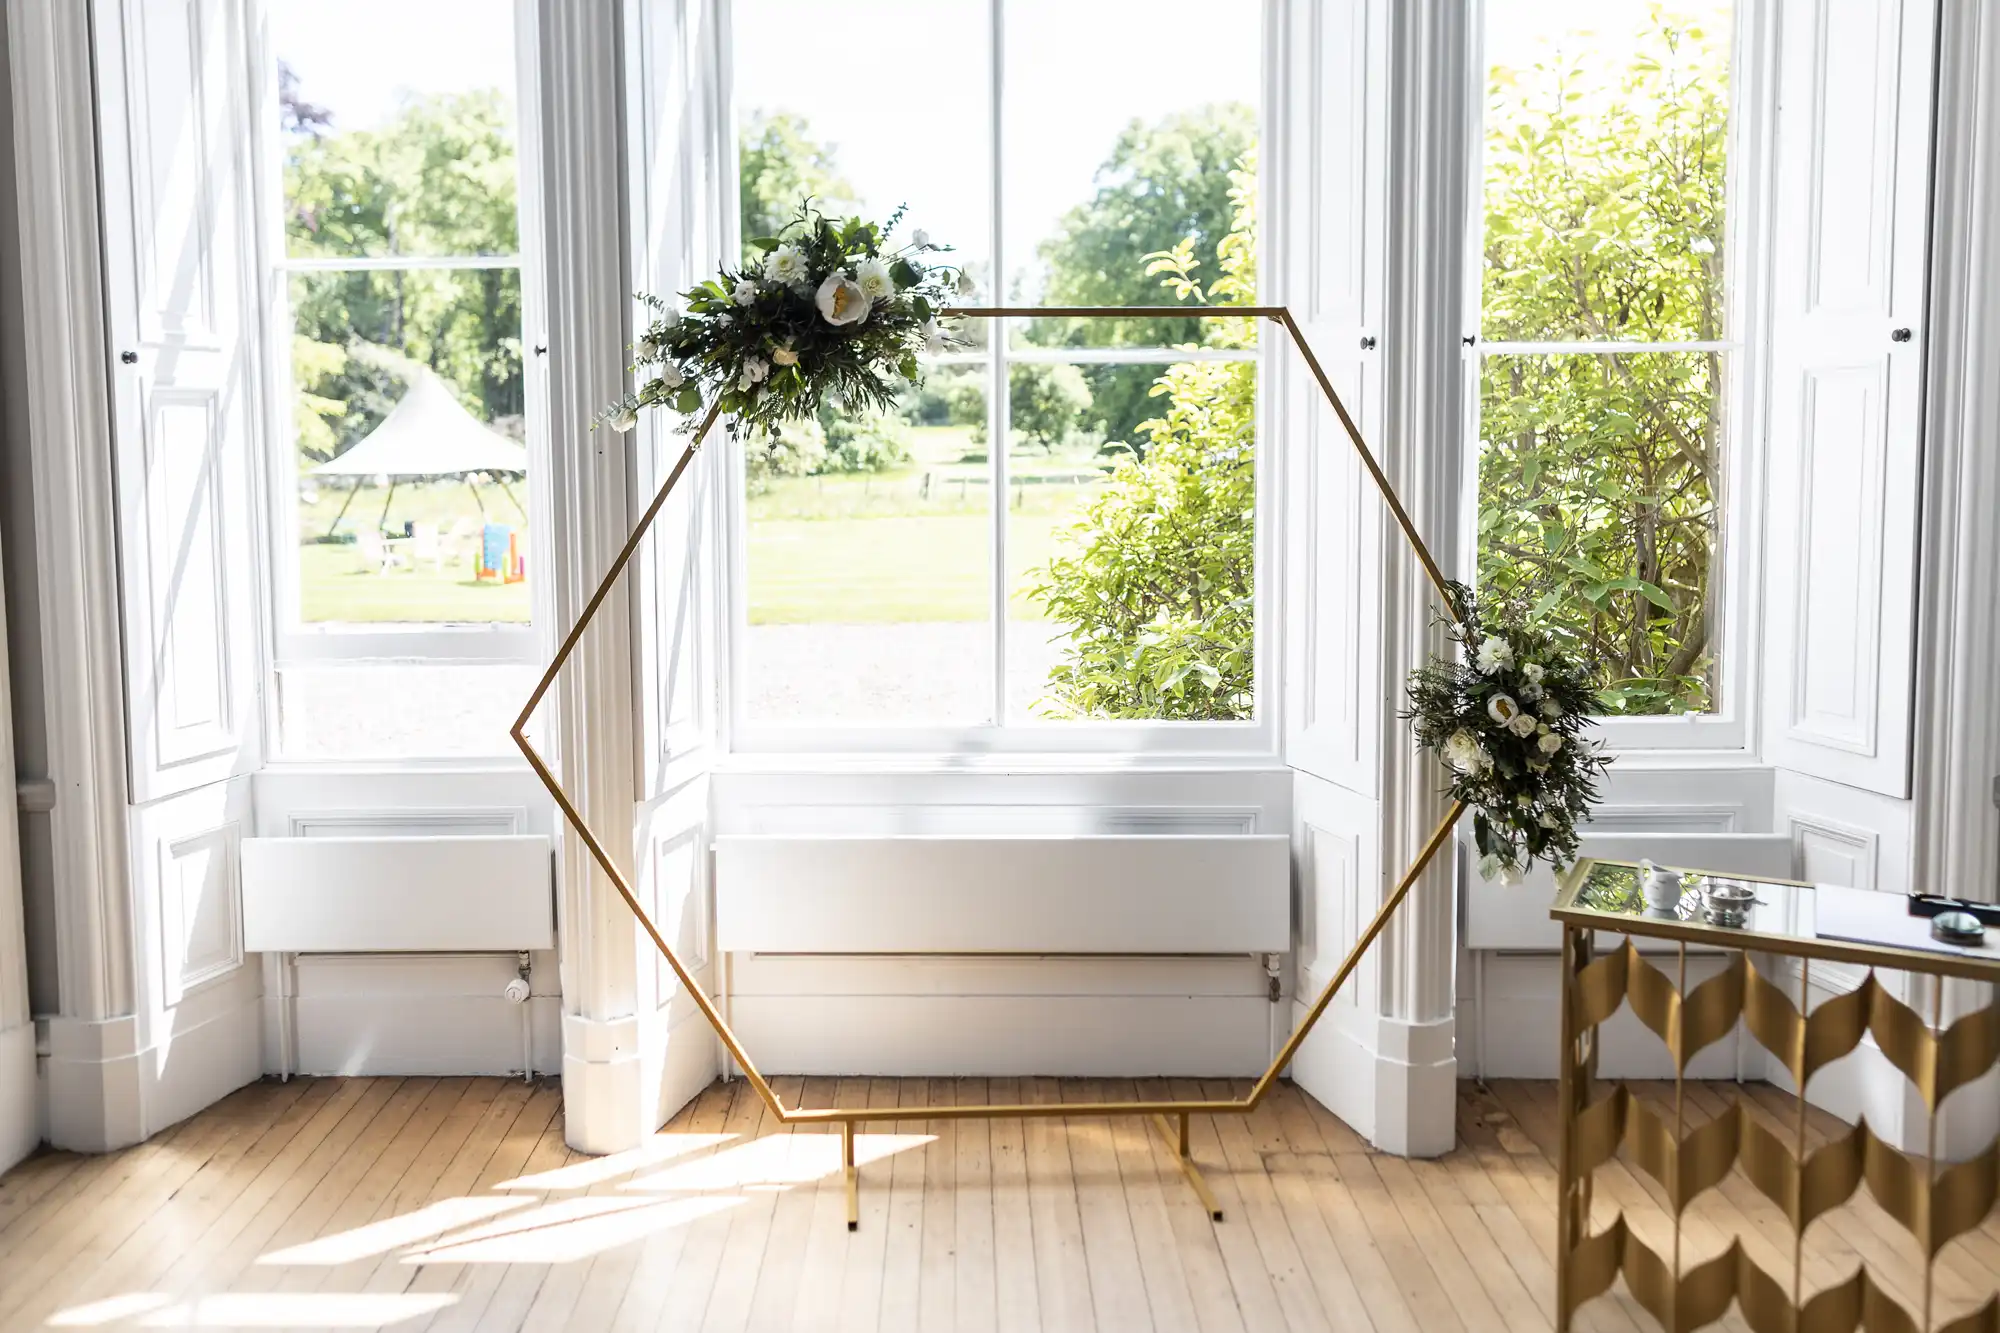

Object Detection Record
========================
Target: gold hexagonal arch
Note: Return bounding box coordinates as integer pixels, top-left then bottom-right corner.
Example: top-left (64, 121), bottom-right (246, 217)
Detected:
top-left (513, 307), bottom-right (1469, 1228)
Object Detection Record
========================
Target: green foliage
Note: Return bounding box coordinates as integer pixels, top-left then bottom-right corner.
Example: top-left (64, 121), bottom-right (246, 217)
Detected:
top-left (615, 202), bottom-right (964, 434)
top-left (744, 408), bottom-right (912, 494)
top-left (1029, 359), bottom-right (1255, 720)
top-left (739, 111), bottom-right (859, 263)
top-left (283, 86), bottom-right (524, 461)
top-left (1404, 583), bottom-right (1612, 877)
top-left (1477, 9), bottom-right (1727, 715)
top-left (1029, 104), bottom-right (1256, 442)
top-left (1007, 364), bottom-right (1093, 452)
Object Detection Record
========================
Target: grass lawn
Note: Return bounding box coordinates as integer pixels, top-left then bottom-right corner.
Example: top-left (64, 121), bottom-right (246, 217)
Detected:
top-left (297, 477), bottom-right (531, 624)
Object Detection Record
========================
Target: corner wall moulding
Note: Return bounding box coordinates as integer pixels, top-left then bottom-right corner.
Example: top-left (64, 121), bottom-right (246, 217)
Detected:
top-left (513, 306), bottom-right (1468, 1228)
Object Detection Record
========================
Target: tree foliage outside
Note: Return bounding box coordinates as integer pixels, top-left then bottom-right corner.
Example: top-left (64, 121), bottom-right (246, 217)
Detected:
top-left (739, 110), bottom-right (858, 264)
top-left (1029, 157), bottom-right (1258, 720)
top-left (1029, 103), bottom-right (1257, 445)
top-left (1476, 9), bottom-right (1728, 715)
top-left (283, 75), bottom-right (524, 461)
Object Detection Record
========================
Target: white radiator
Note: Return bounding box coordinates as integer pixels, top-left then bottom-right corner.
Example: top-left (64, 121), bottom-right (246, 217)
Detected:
top-left (241, 835), bottom-right (554, 953)
top-left (714, 834), bottom-right (1290, 955)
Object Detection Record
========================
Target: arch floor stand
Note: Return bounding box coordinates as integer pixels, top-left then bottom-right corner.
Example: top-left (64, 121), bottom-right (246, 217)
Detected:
top-left (514, 306), bottom-right (1468, 1229)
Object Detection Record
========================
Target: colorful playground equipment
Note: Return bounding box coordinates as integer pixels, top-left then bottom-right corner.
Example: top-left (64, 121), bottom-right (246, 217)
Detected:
top-left (476, 523), bottom-right (527, 584)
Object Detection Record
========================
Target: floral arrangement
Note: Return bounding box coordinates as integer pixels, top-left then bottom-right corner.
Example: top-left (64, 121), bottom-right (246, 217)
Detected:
top-left (600, 201), bottom-right (969, 436)
top-left (1404, 582), bottom-right (1611, 882)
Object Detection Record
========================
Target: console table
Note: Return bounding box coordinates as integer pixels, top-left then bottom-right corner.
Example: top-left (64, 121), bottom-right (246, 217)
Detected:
top-left (1550, 858), bottom-right (2000, 1333)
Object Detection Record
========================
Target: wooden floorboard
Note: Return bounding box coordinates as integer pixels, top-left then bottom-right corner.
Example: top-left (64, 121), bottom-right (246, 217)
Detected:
top-left (0, 1075), bottom-right (1993, 1331)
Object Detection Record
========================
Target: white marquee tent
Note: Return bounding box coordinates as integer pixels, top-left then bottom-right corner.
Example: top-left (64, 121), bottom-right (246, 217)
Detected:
top-left (312, 368), bottom-right (528, 535)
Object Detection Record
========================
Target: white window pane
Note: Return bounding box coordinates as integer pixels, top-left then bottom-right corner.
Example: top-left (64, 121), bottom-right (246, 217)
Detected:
top-left (742, 380), bottom-right (994, 725)
top-left (277, 663), bottom-right (536, 758)
top-left (1480, 1), bottom-right (1733, 343)
top-left (1008, 360), bottom-right (1256, 722)
top-left (272, 0), bottom-right (520, 260)
top-left (289, 269), bottom-right (531, 628)
top-left (1004, 0), bottom-right (1260, 351)
top-left (1477, 351), bottom-right (1723, 715)
top-left (733, 0), bottom-right (991, 311)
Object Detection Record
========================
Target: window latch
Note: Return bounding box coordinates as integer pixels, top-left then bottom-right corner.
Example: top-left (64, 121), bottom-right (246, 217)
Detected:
top-left (1359, 335), bottom-right (1377, 351)
top-left (1462, 335), bottom-right (1478, 348)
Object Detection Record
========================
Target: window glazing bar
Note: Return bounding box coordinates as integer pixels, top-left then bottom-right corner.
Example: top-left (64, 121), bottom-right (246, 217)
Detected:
top-left (1475, 339), bottom-right (1738, 355)
top-left (276, 254), bottom-right (523, 273)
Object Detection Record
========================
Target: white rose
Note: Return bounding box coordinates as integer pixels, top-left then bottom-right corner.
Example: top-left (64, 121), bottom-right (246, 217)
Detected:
top-left (1520, 682), bottom-right (1544, 702)
top-left (921, 318), bottom-right (949, 353)
top-left (956, 269), bottom-right (977, 298)
top-left (1506, 712), bottom-right (1538, 738)
top-left (1522, 662), bottom-right (1545, 683)
top-left (1538, 732), bottom-right (1564, 755)
top-left (636, 334), bottom-right (666, 361)
top-left (912, 228), bottom-right (931, 248)
top-left (855, 257), bottom-right (896, 301)
top-left (771, 342), bottom-right (798, 367)
top-left (608, 404), bottom-right (638, 433)
top-left (1475, 636), bottom-right (1515, 674)
top-left (656, 363), bottom-right (684, 389)
top-left (1486, 693), bottom-right (1522, 726)
top-left (815, 272), bottom-right (872, 327)
top-left (658, 301), bottom-right (682, 328)
top-left (732, 279), bottom-right (759, 306)
top-left (763, 244), bottom-right (809, 287)
top-left (738, 357), bottom-right (769, 390)
top-left (1442, 728), bottom-right (1490, 775)
top-left (1539, 699), bottom-right (1562, 720)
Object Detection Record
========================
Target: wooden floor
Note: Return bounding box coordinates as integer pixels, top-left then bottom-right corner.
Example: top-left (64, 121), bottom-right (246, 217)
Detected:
top-left (0, 1076), bottom-right (1994, 1332)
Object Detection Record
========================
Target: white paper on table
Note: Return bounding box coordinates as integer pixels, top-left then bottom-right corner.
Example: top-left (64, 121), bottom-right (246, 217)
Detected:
top-left (1813, 883), bottom-right (2000, 962)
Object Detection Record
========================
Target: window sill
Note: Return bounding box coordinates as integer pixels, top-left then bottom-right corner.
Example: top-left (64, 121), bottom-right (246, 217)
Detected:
top-left (709, 750), bottom-right (1291, 779)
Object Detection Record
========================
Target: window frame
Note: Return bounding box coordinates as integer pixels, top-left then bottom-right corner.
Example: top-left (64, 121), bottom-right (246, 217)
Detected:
top-left (250, 0), bottom-right (552, 680)
top-left (1458, 0), bottom-right (1771, 756)
top-left (716, 0), bottom-right (1279, 759)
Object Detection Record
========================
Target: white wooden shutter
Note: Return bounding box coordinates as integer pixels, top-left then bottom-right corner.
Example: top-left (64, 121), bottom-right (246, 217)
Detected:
top-left (94, 0), bottom-right (265, 803)
top-left (1280, 0), bottom-right (1388, 794)
top-left (1762, 0), bottom-right (1935, 797)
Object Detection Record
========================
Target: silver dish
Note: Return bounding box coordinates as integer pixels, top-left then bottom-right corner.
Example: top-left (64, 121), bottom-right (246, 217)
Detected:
top-left (1932, 910), bottom-right (1987, 946)
top-left (1704, 882), bottom-right (1760, 929)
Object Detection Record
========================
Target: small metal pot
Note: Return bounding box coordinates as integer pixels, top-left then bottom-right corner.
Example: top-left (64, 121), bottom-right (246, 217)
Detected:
top-left (1704, 883), bottom-right (1760, 929)
top-left (1932, 910), bottom-right (1988, 946)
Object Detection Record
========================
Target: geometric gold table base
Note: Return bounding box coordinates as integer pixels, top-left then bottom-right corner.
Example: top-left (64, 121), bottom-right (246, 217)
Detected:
top-left (513, 306), bottom-right (1467, 1229)
top-left (1556, 924), bottom-right (2000, 1333)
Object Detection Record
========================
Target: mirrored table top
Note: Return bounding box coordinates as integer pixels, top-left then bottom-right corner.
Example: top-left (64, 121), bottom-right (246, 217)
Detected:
top-left (1550, 858), bottom-right (2000, 982)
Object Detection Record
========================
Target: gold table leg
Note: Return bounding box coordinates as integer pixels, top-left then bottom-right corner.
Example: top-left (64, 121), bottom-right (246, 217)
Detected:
top-left (843, 1118), bottom-right (858, 1232)
top-left (1154, 1112), bottom-right (1225, 1222)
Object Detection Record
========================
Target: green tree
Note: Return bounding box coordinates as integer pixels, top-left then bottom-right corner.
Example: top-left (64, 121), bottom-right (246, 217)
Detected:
top-left (1477, 9), bottom-right (1726, 714)
top-left (1029, 155), bottom-right (1257, 720)
top-left (1030, 103), bottom-right (1257, 443)
top-left (738, 110), bottom-right (858, 261)
top-left (285, 88), bottom-right (524, 458)
top-left (1008, 364), bottom-right (1092, 452)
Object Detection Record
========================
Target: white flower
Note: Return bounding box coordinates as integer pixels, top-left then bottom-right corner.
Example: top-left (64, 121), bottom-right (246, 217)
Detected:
top-left (956, 269), bottom-right (977, 298)
top-left (771, 342), bottom-right (798, 367)
top-left (855, 257), bottom-right (896, 301)
top-left (921, 318), bottom-right (949, 353)
top-left (912, 228), bottom-right (931, 248)
top-left (1520, 682), bottom-right (1545, 702)
top-left (815, 272), bottom-right (872, 326)
top-left (1506, 712), bottom-right (1538, 738)
top-left (1539, 699), bottom-right (1563, 720)
top-left (732, 279), bottom-right (759, 306)
top-left (608, 404), bottom-right (638, 433)
top-left (637, 334), bottom-right (666, 361)
top-left (1442, 728), bottom-right (1491, 776)
top-left (1538, 732), bottom-right (1564, 755)
top-left (1487, 693), bottom-right (1522, 726)
top-left (1475, 636), bottom-right (1515, 674)
top-left (738, 357), bottom-right (769, 390)
top-left (763, 244), bottom-right (809, 287)
top-left (657, 301), bottom-right (682, 328)
top-left (1522, 662), bottom-right (1545, 683)
top-left (656, 362), bottom-right (684, 389)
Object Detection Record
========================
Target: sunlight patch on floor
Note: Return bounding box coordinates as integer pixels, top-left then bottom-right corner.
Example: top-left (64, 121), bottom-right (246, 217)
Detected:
top-left (50, 1292), bottom-right (458, 1328)
top-left (493, 1131), bottom-right (736, 1191)
top-left (400, 1194), bottom-right (744, 1265)
top-left (620, 1130), bottom-right (932, 1192)
top-left (256, 1196), bottom-right (537, 1266)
